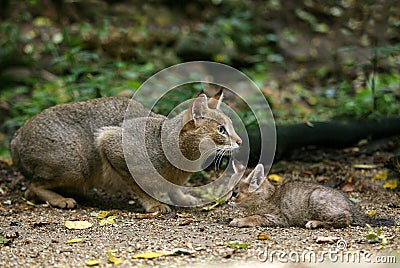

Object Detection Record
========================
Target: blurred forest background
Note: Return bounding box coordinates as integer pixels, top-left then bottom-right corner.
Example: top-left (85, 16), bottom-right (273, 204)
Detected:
top-left (0, 0), bottom-right (399, 157)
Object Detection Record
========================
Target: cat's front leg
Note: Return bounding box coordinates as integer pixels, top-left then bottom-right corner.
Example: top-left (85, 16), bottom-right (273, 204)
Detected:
top-left (230, 214), bottom-right (288, 227)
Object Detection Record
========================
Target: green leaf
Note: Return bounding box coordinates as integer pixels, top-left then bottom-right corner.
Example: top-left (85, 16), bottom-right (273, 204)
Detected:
top-left (366, 234), bottom-right (377, 240)
top-left (376, 227), bottom-right (382, 236)
top-left (349, 198), bottom-right (361, 203)
top-left (0, 235), bottom-right (11, 247)
top-left (227, 241), bottom-right (251, 249)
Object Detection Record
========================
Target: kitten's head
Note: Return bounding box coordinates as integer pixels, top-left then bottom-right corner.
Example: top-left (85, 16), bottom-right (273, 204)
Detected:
top-left (180, 92), bottom-right (242, 158)
top-left (227, 162), bottom-right (275, 209)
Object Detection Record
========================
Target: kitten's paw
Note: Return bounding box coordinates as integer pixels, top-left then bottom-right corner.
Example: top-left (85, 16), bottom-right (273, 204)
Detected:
top-left (305, 220), bottom-right (323, 229)
top-left (50, 198), bottom-right (78, 209)
top-left (229, 218), bottom-right (247, 228)
top-left (146, 203), bottom-right (171, 213)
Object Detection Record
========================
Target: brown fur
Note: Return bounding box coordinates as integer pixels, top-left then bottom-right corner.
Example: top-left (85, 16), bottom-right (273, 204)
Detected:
top-left (11, 94), bottom-right (242, 212)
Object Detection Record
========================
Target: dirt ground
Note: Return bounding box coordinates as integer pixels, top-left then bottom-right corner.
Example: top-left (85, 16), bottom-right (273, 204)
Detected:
top-left (0, 143), bottom-right (399, 267)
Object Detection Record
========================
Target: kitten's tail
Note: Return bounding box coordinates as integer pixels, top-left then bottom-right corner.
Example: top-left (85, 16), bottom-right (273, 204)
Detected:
top-left (368, 217), bottom-right (396, 227)
top-left (352, 211), bottom-right (396, 227)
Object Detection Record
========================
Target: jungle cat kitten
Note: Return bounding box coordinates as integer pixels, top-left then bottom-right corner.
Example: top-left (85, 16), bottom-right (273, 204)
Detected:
top-left (10, 93), bottom-right (242, 212)
top-left (228, 162), bottom-right (395, 228)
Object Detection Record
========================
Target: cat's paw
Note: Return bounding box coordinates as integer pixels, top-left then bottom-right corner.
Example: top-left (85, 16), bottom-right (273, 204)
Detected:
top-left (169, 191), bottom-right (199, 207)
top-left (50, 198), bottom-right (78, 209)
top-left (179, 194), bottom-right (199, 206)
top-left (305, 220), bottom-right (323, 229)
top-left (146, 203), bottom-right (171, 213)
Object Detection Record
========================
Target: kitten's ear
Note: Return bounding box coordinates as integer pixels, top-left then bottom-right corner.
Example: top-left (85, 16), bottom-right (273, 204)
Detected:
top-left (183, 94), bottom-right (209, 127)
top-left (248, 164), bottom-right (266, 192)
top-left (208, 87), bottom-right (224, 110)
top-left (232, 160), bottom-right (246, 174)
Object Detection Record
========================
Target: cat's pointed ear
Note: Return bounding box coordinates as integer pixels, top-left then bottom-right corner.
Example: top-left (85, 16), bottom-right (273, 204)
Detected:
top-left (232, 160), bottom-right (246, 174)
top-left (188, 93), bottom-right (208, 127)
top-left (183, 94), bottom-right (209, 127)
top-left (248, 164), bottom-right (266, 192)
top-left (208, 87), bottom-right (224, 110)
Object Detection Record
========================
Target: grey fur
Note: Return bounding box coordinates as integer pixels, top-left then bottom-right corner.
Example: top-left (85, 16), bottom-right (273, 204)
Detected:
top-left (228, 163), bottom-right (394, 228)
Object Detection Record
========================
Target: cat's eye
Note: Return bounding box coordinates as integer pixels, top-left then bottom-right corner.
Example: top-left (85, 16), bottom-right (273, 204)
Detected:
top-left (217, 125), bottom-right (228, 135)
top-left (231, 191), bottom-right (238, 198)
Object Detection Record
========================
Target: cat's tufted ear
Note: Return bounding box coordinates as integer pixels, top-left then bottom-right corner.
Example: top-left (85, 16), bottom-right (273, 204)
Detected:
top-left (208, 88), bottom-right (224, 110)
top-left (183, 93), bottom-right (209, 127)
top-left (248, 164), bottom-right (266, 192)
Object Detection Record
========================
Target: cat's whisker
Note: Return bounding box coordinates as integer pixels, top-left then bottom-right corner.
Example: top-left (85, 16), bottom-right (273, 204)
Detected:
top-left (214, 150), bottom-right (223, 174)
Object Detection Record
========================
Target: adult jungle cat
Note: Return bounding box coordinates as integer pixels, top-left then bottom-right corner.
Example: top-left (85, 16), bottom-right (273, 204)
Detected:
top-left (11, 93), bottom-right (242, 212)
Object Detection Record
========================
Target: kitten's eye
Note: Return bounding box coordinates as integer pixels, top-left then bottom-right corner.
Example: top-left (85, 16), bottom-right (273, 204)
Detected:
top-left (231, 191), bottom-right (238, 198)
top-left (217, 125), bottom-right (228, 135)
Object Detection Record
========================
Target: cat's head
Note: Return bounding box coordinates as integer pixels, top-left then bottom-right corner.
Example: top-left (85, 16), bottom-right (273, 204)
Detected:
top-left (227, 162), bottom-right (275, 209)
top-left (180, 92), bottom-right (242, 158)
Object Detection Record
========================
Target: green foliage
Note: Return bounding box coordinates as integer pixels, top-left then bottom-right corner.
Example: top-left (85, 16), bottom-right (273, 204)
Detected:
top-left (329, 77), bottom-right (398, 119)
top-left (1, 0), bottom-right (400, 158)
top-left (366, 224), bottom-right (388, 246)
top-left (330, 43), bottom-right (400, 118)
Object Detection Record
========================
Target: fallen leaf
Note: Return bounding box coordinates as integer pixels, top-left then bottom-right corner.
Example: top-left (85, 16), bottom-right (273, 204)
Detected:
top-left (383, 179), bottom-right (397, 190)
top-left (179, 219), bottom-right (193, 226)
top-left (132, 211), bottom-right (161, 219)
top-left (176, 212), bottom-right (193, 218)
top-left (85, 259), bottom-right (100, 266)
top-left (163, 210), bottom-right (177, 220)
top-left (353, 164), bottom-right (377, 169)
top-left (304, 119), bottom-right (315, 127)
top-left (201, 202), bottom-right (220, 211)
top-left (226, 241), bottom-right (251, 249)
top-left (349, 198), bottom-right (361, 203)
top-left (172, 248), bottom-right (194, 255)
top-left (316, 236), bottom-right (340, 243)
top-left (368, 210), bottom-right (376, 217)
top-left (257, 233), bottom-right (273, 241)
top-left (65, 220), bottom-right (93, 230)
top-left (268, 174), bottom-right (284, 183)
top-left (26, 200), bottom-right (36, 207)
top-left (97, 210), bottom-right (118, 219)
top-left (31, 221), bottom-right (51, 227)
top-left (373, 170), bottom-right (387, 180)
top-left (107, 250), bottom-right (122, 265)
top-left (132, 251), bottom-right (173, 259)
top-left (90, 212), bottom-right (99, 217)
top-left (0, 235), bottom-right (11, 247)
top-left (357, 139), bottom-right (368, 146)
top-left (100, 216), bottom-right (117, 226)
top-left (66, 238), bottom-right (86, 244)
top-left (341, 184), bottom-right (354, 192)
